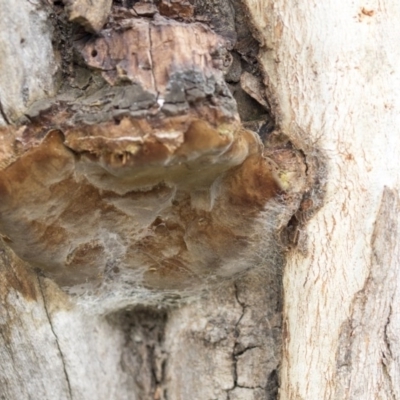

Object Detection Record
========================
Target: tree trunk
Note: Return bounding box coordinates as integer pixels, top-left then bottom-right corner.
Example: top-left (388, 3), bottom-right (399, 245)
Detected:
top-left (1, 1), bottom-right (399, 400)
top-left (242, 1), bottom-right (400, 398)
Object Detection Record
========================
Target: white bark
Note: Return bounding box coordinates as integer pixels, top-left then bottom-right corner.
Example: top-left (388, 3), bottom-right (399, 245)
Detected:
top-left (1, 286), bottom-right (129, 399)
top-left (243, 0), bottom-right (400, 398)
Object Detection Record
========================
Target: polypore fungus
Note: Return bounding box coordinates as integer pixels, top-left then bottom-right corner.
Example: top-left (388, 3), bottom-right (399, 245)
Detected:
top-left (0, 12), bottom-right (300, 309)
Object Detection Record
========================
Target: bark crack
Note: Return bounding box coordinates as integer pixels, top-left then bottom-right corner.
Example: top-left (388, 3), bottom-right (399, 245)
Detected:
top-left (234, 345), bottom-right (259, 357)
top-left (236, 384), bottom-right (264, 389)
top-left (226, 282), bottom-right (246, 399)
top-left (335, 188), bottom-right (400, 398)
top-left (37, 277), bottom-right (73, 400)
top-left (383, 304), bottom-right (394, 359)
top-left (382, 304), bottom-right (396, 398)
top-left (148, 23), bottom-right (158, 101)
top-left (0, 99), bottom-right (10, 125)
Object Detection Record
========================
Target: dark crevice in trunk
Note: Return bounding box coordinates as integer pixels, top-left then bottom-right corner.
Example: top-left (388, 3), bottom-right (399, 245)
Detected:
top-left (107, 307), bottom-right (168, 399)
top-left (0, 100), bottom-right (10, 125)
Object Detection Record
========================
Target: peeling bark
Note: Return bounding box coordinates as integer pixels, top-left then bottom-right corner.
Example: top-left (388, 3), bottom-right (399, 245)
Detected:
top-left (335, 188), bottom-right (400, 399)
top-left (65, 0), bottom-right (113, 32)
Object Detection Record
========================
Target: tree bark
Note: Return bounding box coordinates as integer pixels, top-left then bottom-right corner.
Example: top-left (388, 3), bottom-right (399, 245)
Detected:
top-left (241, 1), bottom-right (400, 398)
top-left (1, 1), bottom-right (400, 400)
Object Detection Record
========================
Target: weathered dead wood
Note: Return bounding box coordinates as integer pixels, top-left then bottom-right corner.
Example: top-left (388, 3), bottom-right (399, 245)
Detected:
top-left (65, 0), bottom-right (113, 32)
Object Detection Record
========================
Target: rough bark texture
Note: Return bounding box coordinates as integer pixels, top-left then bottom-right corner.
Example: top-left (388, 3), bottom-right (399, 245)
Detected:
top-left (65, 0), bottom-right (113, 32)
top-left (335, 188), bottom-right (400, 399)
top-left (0, 1), bottom-right (58, 124)
top-left (241, 0), bottom-right (400, 398)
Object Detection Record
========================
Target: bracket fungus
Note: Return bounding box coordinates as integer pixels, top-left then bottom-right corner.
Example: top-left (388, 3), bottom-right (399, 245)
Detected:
top-left (0, 13), bottom-right (305, 309)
